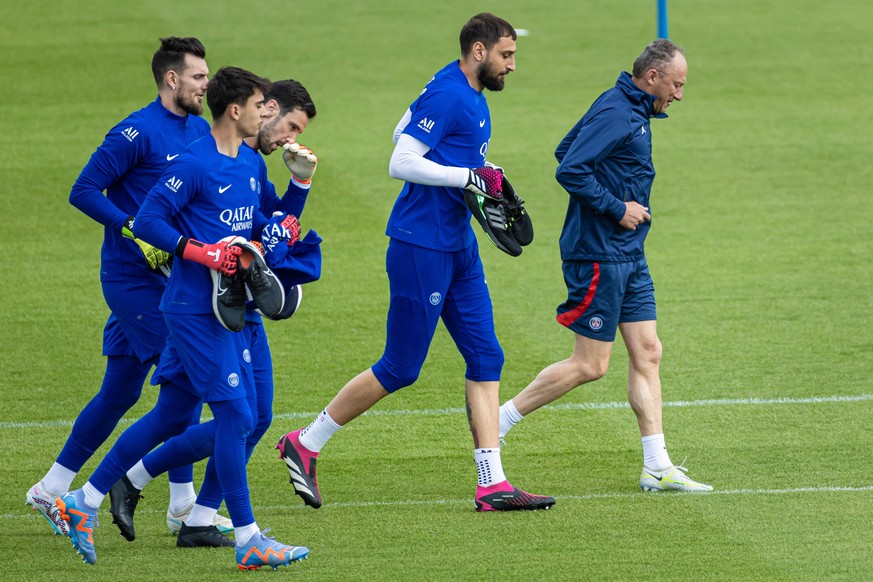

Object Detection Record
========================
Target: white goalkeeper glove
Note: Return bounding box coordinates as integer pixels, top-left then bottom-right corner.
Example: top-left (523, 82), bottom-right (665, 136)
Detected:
top-left (282, 143), bottom-right (318, 181)
top-left (122, 216), bottom-right (171, 270)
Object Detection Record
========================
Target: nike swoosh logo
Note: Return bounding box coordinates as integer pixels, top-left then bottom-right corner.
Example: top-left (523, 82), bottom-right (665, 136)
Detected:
top-left (218, 184), bottom-right (232, 194)
top-left (166, 154), bottom-right (179, 161)
top-left (479, 119), bottom-right (486, 127)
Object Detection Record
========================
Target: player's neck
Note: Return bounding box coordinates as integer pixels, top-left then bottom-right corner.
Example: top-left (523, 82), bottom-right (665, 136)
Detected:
top-left (211, 120), bottom-right (247, 158)
top-left (458, 58), bottom-right (484, 92)
top-left (158, 92), bottom-right (188, 117)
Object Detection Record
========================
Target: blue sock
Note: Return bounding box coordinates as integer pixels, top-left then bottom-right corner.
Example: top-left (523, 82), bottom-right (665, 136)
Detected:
top-left (209, 398), bottom-right (254, 527)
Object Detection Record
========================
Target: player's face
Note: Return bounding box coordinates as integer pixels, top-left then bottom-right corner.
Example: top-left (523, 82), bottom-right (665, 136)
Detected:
top-left (173, 54), bottom-right (209, 116)
top-left (256, 107), bottom-right (310, 155)
top-left (477, 36), bottom-right (516, 92)
top-left (240, 90), bottom-right (268, 138)
top-left (650, 54), bottom-right (686, 114)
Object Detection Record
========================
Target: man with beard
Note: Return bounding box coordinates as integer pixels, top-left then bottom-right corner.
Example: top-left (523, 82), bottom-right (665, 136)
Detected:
top-left (26, 37), bottom-right (232, 536)
top-left (276, 13), bottom-right (555, 512)
top-left (107, 79), bottom-right (319, 548)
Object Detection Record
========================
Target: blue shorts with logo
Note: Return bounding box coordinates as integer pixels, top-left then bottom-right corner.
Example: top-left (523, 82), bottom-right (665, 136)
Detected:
top-left (556, 258), bottom-right (656, 342)
top-left (102, 277), bottom-right (168, 362)
top-left (371, 238), bottom-right (504, 392)
top-left (151, 313), bottom-right (254, 403)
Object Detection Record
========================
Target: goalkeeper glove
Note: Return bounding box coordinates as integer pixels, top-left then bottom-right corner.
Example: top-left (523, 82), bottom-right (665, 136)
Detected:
top-left (122, 216), bottom-right (171, 270)
top-left (261, 212), bottom-right (301, 253)
top-left (464, 167), bottom-right (504, 200)
top-left (177, 237), bottom-right (242, 276)
top-left (282, 143), bottom-right (318, 181)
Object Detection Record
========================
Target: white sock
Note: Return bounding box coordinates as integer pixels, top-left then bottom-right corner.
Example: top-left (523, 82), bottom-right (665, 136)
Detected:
top-left (185, 503), bottom-right (217, 528)
top-left (42, 463), bottom-right (76, 497)
top-left (168, 482), bottom-right (197, 514)
top-left (125, 461), bottom-right (154, 492)
top-left (235, 522), bottom-right (260, 546)
top-left (299, 409), bottom-right (342, 453)
top-left (498, 400), bottom-right (524, 439)
top-left (82, 481), bottom-right (105, 509)
top-left (642, 433), bottom-right (673, 469)
top-left (474, 448), bottom-right (507, 487)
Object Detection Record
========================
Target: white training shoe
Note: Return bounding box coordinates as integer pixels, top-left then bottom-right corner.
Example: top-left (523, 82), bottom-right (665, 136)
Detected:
top-left (640, 464), bottom-right (713, 492)
top-left (25, 481), bottom-right (69, 535)
top-left (167, 502), bottom-right (234, 535)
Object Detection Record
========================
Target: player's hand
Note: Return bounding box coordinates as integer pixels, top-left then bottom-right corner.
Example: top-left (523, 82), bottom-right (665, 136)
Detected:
top-left (464, 167), bottom-right (504, 200)
top-left (282, 143), bottom-right (318, 181)
top-left (261, 212), bottom-right (301, 252)
top-left (180, 238), bottom-right (242, 276)
top-left (122, 216), bottom-right (171, 270)
top-left (619, 201), bottom-right (651, 230)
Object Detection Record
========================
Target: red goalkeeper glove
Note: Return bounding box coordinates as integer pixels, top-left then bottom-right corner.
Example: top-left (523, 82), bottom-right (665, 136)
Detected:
top-left (177, 237), bottom-right (242, 276)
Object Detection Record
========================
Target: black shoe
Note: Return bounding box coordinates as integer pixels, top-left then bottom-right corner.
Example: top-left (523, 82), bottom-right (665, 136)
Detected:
top-left (464, 190), bottom-right (523, 257)
top-left (264, 284), bottom-right (303, 321)
top-left (232, 240), bottom-right (285, 318)
top-left (501, 175), bottom-right (534, 246)
top-left (211, 269), bottom-right (247, 332)
top-left (176, 523), bottom-right (234, 548)
top-left (109, 476), bottom-right (142, 541)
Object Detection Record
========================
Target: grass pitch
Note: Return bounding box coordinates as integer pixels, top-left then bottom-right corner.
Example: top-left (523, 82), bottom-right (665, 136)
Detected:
top-left (2, 0), bottom-right (872, 579)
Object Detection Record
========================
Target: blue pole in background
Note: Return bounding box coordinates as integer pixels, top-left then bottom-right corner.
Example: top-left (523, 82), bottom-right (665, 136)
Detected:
top-left (657, 0), bottom-right (669, 38)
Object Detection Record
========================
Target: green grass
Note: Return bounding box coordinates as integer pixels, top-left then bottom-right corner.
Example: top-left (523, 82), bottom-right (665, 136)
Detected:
top-left (2, 0), bottom-right (873, 579)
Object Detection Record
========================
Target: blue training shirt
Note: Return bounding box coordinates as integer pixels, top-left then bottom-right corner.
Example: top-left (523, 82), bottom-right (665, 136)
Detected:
top-left (134, 134), bottom-right (269, 315)
top-left (69, 97), bottom-right (210, 282)
top-left (385, 61), bottom-right (491, 252)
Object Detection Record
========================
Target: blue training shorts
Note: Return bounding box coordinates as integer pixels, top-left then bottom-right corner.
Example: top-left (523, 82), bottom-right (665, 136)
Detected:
top-left (102, 277), bottom-right (168, 362)
top-left (152, 312), bottom-right (254, 403)
top-left (556, 258), bottom-right (656, 342)
top-left (371, 238), bottom-right (504, 392)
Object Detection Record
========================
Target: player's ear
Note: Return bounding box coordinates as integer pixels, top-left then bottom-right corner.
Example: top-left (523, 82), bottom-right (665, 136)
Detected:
top-left (165, 70), bottom-right (178, 91)
top-left (264, 99), bottom-right (279, 116)
top-left (472, 41), bottom-right (486, 62)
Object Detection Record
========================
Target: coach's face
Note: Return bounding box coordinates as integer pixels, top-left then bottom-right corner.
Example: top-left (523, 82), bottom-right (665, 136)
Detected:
top-left (649, 53), bottom-right (686, 114)
top-left (477, 35), bottom-right (516, 92)
top-left (256, 106), bottom-right (310, 155)
top-left (172, 54), bottom-right (209, 116)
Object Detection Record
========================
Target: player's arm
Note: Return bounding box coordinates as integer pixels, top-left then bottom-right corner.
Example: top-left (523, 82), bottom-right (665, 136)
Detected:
top-left (69, 123), bottom-right (146, 229)
top-left (555, 110), bottom-right (634, 223)
top-left (388, 134), bottom-right (503, 199)
top-left (134, 171), bottom-right (240, 276)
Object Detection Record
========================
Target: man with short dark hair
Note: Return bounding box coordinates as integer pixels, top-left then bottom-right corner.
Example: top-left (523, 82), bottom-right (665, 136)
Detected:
top-left (25, 36), bottom-right (228, 537)
top-left (56, 66), bottom-right (310, 570)
top-left (277, 13), bottom-right (555, 513)
top-left (499, 40), bottom-right (712, 493)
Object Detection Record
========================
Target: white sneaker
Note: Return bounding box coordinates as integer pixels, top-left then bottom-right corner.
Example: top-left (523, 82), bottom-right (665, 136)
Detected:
top-left (167, 502), bottom-right (234, 535)
top-left (640, 464), bottom-right (713, 492)
top-left (25, 481), bottom-right (69, 535)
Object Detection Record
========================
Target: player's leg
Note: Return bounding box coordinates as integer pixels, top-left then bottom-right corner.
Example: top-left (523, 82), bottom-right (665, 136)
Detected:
top-left (55, 381), bottom-right (201, 563)
top-left (442, 242), bottom-right (554, 511)
top-left (27, 352), bottom-right (151, 535)
top-left (277, 240), bottom-right (445, 508)
top-left (498, 260), bottom-right (619, 439)
top-left (211, 395), bottom-right (308, 569)
top-left (619, 258), bottom-right (711, 492)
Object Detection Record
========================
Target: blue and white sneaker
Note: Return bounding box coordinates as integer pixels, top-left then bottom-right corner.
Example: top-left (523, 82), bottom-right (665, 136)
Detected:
top-left (26, 481), bottom-right (68, 536)
top-left (236, 530), bottom-right (309, 570)
top-left (56, 489), bottom-right (98, 564)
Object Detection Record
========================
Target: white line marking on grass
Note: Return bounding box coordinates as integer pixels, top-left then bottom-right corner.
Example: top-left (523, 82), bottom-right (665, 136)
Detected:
top-left (10, 485), bottom-right (873, 521)
top-left (3, 394), bottom-right (873, 429)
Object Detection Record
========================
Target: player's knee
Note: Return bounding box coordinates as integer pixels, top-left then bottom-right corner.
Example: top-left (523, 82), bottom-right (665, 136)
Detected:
top-left (248, 410), bottom-right (272, 446)
top-left (571, 356), bottom-right (609, 384)
top-left (464, 344), bottom-right (504, 381)
top-left (632, 337), bottom-right (662, 369)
